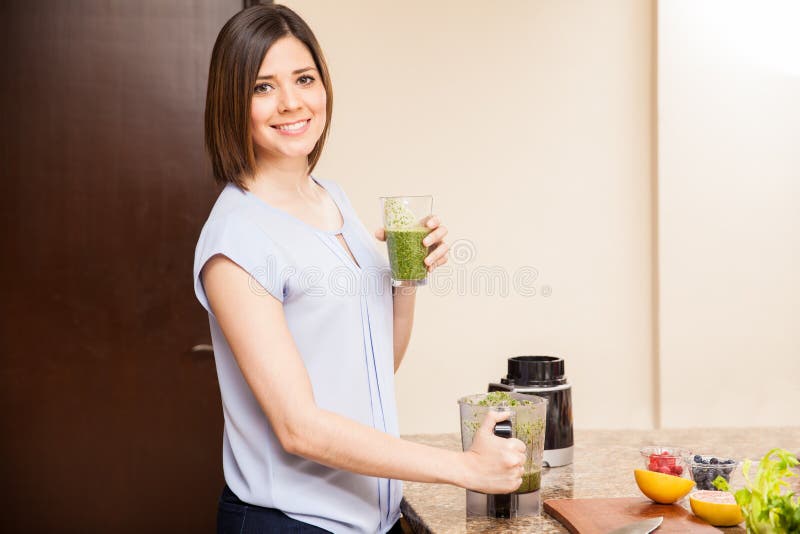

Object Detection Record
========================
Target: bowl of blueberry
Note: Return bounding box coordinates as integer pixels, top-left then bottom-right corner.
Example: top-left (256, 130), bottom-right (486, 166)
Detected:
top-left (687, 454), bottom-right (739, 491)
top-left (640, 446), bottom-right (691, 477)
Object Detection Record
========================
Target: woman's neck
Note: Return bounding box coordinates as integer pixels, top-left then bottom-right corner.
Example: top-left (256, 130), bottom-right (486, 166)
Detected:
top-left (247, 155), bottom-right (315, 199)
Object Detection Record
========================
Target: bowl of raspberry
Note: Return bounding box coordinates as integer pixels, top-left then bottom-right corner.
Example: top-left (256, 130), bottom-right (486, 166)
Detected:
top-left (640, 446), bottom-right (691, 477)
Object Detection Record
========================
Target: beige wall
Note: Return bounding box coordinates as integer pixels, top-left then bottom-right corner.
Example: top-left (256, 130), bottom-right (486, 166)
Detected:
top-left (263, 1), bottom-right (799, 434)
top-left (658, 0), bottom-right (800, 427)
top-left (288, 0), bottom-right (656, 433)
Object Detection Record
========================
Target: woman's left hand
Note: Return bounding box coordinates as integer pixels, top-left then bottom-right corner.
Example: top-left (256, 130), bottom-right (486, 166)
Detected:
top-left (374, 215), bottom-right (450, 273)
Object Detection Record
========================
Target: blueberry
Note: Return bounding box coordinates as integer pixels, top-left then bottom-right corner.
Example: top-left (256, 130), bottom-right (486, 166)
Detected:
top-left (694, 455), bottom-right (703, 463)
top-left (724, 459), bottom-right (735, 465)
top-left (710, 457), bottom-right (719, 465)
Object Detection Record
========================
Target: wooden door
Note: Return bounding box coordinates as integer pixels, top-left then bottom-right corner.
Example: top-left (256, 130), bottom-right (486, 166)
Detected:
top-left (0, 1), bottom-right (242, 532)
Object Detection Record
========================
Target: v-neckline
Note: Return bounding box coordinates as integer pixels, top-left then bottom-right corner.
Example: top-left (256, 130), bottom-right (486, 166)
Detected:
top-left (241, 177), bottom-right (361, 270)
top-left (334, 233), bottom-right (360, 269)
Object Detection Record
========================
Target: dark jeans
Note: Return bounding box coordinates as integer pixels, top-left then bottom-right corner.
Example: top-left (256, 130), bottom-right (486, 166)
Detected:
top-left (217, 485), bottom-right (404, 534)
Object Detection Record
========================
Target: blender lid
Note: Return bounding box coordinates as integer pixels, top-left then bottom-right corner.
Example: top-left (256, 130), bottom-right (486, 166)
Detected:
top-left (503, 355), bottom-right (567, 387)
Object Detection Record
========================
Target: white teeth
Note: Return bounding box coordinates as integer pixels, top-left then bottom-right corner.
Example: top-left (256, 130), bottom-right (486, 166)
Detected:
top-left (276, 120), bottom-right (308, 131)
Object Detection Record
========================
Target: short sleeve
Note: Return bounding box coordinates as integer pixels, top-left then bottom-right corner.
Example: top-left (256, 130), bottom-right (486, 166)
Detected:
top-left (193, 212), bottom-right (289, 316)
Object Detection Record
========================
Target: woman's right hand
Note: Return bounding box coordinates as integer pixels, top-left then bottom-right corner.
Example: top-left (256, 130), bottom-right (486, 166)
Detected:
top-left (460, 410), bottom-right (527, 494)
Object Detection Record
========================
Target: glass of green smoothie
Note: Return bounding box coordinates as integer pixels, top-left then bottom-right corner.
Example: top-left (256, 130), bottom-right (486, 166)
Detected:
top-left (380, 195), bottom-right (433, 287)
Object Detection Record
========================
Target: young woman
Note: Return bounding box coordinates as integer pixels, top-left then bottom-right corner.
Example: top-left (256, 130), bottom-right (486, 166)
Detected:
top-left (194, 5), bottom-right (526, 533)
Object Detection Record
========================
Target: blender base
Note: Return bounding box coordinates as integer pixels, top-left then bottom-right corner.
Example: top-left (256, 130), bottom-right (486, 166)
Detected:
top-left (543, 445), bottom-right (574, 467)
top-left (466, 489), bottom-right (541, 518)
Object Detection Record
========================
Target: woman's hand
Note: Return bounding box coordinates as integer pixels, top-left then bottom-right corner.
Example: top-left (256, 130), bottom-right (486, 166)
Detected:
top-left (459, 410), bottom-right (527, 494)
top-left (374, 215), bottom-right (450, 272)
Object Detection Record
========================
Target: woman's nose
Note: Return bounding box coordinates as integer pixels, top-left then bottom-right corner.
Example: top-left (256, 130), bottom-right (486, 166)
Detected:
top-left (278, 85), bottom-right (301, 112)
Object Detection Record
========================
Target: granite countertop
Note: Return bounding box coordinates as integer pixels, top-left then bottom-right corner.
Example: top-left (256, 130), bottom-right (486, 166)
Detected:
top-left (400, 428), bottom-right (800, 534)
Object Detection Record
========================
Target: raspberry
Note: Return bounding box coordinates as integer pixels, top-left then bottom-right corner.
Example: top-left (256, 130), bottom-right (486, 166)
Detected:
top-left (649, 454), bottom-right (661, 471)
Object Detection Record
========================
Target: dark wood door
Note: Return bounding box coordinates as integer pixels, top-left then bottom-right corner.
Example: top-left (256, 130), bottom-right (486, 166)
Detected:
top-left (0, 1), bottom-right (241, 532)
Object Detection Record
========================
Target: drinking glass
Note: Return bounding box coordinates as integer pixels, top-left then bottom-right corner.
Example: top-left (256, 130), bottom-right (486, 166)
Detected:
top-left (380, 195), bottom-right (433, 287)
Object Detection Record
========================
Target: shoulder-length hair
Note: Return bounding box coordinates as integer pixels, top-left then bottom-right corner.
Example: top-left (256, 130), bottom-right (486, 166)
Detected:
top-left (204, 4), bottom-right (333, 189)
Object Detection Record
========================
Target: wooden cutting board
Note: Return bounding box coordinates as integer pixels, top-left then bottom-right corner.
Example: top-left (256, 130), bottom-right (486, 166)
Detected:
top-left (544, 498), bottom-right (720, 533)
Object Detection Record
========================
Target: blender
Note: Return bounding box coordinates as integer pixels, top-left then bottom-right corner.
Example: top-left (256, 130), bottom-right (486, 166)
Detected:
top-left (489, 355), bottom-right (574, 467)
top-left (458, 392), bottom-right (548, 518)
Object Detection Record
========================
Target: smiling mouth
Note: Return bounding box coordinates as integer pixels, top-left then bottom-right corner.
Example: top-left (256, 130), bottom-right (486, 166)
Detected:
top-left (271, 119), bottom-right (310, 132)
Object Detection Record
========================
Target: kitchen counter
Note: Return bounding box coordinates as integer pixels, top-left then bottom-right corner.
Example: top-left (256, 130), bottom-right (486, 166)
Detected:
top-left (399, 428), bottom-right (800, 533)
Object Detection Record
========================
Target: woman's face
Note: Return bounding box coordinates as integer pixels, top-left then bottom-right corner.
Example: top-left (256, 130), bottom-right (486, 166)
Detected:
top-left (249, 36), bottom-right (327, 166)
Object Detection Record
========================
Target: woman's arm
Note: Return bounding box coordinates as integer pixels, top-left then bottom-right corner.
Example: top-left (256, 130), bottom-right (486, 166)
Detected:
top-left (391, 285), bottom-right (416, 372)
top-left (202, 254), bottom-right (522, 494)
top-left (377, 216), bottom-right (449, 372)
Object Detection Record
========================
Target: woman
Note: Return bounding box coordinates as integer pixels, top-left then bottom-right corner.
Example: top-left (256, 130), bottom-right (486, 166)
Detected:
top-left (194, 5), bottom-right (526, 533)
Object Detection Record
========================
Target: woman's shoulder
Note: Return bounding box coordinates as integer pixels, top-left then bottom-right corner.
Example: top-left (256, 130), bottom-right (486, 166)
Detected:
top-left (203, 182), bottom-right (286, 233)
top-left (192, 185), bottom-right (290, 309)
top-left (204, 183), bottom-right (250, 224)
top-left (193, 184), bottom-right (289, 279)
top-left (195, 184), bottom-right (267, 251)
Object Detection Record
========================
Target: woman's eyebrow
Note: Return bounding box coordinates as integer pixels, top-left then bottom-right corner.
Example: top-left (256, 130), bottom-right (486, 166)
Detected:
top-left (257, 66), bottom-right (316, 80)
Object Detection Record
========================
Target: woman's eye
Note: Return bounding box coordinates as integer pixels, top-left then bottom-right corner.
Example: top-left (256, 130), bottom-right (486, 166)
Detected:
top-left (297, 75), bottom-right (315, 86)
top-left (254, 82), bottom-right (273, 95)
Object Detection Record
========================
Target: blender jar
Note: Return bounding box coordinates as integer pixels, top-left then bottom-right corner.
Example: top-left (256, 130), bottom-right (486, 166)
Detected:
top-left (458, 392), bottom-right (548, 496)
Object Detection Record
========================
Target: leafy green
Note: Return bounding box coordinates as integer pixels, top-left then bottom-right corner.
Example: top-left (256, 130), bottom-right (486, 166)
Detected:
top-left (474, 391), bottom-right (534, 407)
top-left (715, 448), bottom-right (799, 533)
top-left (712, 475), bottom-right (731, 491)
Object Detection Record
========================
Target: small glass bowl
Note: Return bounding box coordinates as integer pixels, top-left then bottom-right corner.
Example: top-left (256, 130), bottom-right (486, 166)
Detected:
top-left (640, 446), bottom-right (692, 477)
top-left (686, 454), bottom-right (739, 491)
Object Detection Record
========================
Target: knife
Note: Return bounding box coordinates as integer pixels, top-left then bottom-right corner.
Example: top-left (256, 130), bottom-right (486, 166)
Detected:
top-left (606, 516), bottom-right (663, 534)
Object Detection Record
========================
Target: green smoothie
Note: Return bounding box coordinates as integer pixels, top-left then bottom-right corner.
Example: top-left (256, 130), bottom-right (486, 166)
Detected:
top-left (386, 227), bottom-right (430, 281)
top-left (519, 470), bottom-right (541, 493)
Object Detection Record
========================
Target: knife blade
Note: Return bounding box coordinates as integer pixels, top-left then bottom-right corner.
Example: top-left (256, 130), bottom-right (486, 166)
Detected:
top-left (606, 516), bottom-right (663, 534)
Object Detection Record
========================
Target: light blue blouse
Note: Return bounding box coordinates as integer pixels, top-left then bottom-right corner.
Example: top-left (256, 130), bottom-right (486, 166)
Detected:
top-left (193, 177), bottom-right (401, 533)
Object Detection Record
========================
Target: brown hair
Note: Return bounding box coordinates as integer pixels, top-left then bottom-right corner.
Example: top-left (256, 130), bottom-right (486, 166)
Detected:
top-left (204, 4), bottom-right (333, 189)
